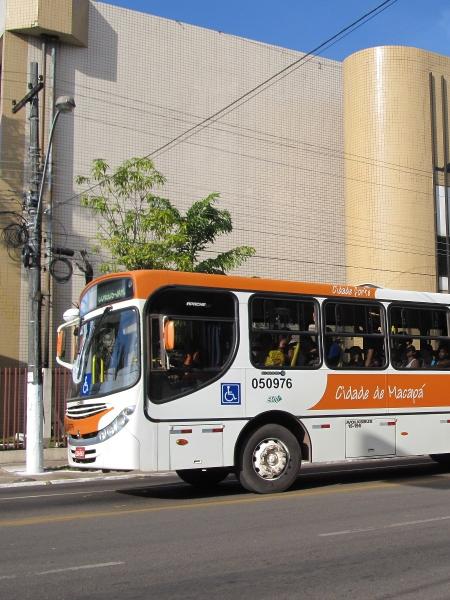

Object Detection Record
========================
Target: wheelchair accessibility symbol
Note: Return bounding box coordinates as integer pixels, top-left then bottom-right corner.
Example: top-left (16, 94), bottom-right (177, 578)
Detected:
top-left (221, 383), bottom-right (241, 405)
top-left (80, 373), bottom-right (92, 397)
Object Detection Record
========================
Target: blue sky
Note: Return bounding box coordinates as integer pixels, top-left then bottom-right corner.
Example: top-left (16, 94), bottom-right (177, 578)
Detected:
top-left (103, 0), bottom-right (450, 61)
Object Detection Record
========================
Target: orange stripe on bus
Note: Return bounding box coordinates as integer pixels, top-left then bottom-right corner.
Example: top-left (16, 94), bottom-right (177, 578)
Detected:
top-left (64, 408), bottom-right (112, 436)
top-left (310, 373), bottom-right (450, 411)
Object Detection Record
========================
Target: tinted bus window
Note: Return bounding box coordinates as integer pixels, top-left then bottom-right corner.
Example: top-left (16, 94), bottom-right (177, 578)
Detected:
top-left (250, 296), bottom-right (319, 369)
top-left (147, 288), bottom-right (237, 403)
top-left (389, 305), bottom-right (450, 369)
top-left (324, 302), bottom-right (386, 369)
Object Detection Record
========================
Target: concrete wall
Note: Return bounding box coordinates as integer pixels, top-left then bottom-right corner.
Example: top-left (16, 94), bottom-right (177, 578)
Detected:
top-left (42, 1), bottom-right (344, 364)
top-left (4, 3), bottom-right (450, 366)
top-left (0, 31), bottom-right (28, 366)
top-left (1, 0), bottom-right (350, 365)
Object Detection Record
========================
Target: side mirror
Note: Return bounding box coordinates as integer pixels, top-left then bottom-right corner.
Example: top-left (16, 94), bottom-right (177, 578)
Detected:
top-left (56, 329), bottom-right (66, 361)
top-left (56, 318), bottom-right (79, 370)
top-left (63, 307), bottom-right (79, 322)
top-left (164, 320), bottom-right (175, 351)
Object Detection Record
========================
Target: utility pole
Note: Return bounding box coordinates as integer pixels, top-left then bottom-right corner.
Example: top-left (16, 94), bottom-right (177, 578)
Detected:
top-left (13, 63), bottom-right (75, 474)
top-left (12, 62), bottom-right (45, 473)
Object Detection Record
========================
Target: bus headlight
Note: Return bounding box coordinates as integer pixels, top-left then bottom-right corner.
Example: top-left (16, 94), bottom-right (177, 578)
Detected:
top-left (97, 406), bottom-right (136, 443)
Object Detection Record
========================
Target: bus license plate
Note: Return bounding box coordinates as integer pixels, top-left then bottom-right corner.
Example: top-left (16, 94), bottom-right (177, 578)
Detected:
top-left (75, 447), bottom-right (85, 459)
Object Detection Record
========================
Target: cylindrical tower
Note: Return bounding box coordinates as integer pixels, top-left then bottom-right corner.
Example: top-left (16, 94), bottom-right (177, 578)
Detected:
top-left (344, 46), bottom-right (450, 291)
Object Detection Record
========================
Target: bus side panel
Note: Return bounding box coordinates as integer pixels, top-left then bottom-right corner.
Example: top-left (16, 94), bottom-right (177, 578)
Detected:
top-left (303, 417), bottom-right (346, 463)
top-left (223, 420), bottom-right (247, 467)
top-left (395, 413), bottom-right (450, 456)
top-left (157, 421), bottom-right (243, 471)
top-left (245, 368), bottom-right (328, 420)
top-left (148, 369), bottom-right (246, 421)
top-left (157, 423), bottom-right (171, 471)
top-left (136, 413), bottom-right (158, 472)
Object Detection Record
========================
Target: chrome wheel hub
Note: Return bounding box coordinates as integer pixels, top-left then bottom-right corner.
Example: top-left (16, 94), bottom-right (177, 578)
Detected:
top-left (252, 438), bottom-right (290, 480)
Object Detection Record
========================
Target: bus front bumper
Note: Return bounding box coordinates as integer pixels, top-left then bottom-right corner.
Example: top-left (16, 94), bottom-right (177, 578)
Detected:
top-left (67, 429), bottom-right (140, 471)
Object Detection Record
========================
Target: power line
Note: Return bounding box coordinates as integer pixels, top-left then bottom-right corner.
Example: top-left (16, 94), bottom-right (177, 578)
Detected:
top-left (11, 60), bottom-right (432, 179)
top-left (146, 0), bottom-right (399, 161)
top-left (49, 218), bottom-right (443, 276)
top-left (52, 115), bottom-right (434, 214)
top-left (3, 67), bottom-right (435, 197)
top-left (52, 0), bottom-right (399, 208)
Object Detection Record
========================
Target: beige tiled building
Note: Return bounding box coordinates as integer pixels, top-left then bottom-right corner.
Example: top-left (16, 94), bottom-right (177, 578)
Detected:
top-left (0, 0), bottom-right (449, 366)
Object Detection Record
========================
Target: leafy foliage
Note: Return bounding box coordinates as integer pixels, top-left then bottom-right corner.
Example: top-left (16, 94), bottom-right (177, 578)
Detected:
top-left (77, 157), bottom-right (255, 274)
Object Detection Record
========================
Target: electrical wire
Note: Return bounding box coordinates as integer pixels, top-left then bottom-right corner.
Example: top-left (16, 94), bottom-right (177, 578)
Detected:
top-left (49, 0), bottom-right (400, 207)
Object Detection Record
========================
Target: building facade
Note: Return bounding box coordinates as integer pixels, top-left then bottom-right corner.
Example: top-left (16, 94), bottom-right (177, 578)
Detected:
top-left (0, 0), bottom-right (448, 367)
top-left (344, 46), bottom-right (450, 293)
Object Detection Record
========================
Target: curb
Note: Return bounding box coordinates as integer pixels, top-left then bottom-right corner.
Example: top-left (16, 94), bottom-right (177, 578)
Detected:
top-left (0, 471), bottom-right (172, 490)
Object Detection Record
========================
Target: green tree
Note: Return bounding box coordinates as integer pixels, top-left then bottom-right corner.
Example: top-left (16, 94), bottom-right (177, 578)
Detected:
top-left (77, 157), bottom-right (255, 273)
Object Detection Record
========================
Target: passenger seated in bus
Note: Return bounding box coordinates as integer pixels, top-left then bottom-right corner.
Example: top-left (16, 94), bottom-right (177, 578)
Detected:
top-left (326, 337), bottom-right (342, 367)
top-left (403, 346), bottom-right (420, 369)
top-left (347, 346), bottom-right (364, 368)
top-left (390, 346), bottom-right (401, 368)
top-left (366, 349), bottom-right (383, 368)
top-left (183, 349), bottom-right (201, 368)
top-left (251, 335), bottom-right (265, 366)
top-left (265, 336), bottom-right (289, 367)
top-left (435, 345), bottom-right (450, 368)
top-left (364, 337), bottom-right (384, 367)
top-left (394, 336), bottom-right (413, 366)
top-left (420, 343), bottom-right (434, 367)
top-left (300, 335), bottom-right (319, 366)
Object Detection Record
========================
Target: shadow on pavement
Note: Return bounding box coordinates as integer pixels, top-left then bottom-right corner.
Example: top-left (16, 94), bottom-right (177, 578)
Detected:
top-left (117, 457), bottom-right (450, 501)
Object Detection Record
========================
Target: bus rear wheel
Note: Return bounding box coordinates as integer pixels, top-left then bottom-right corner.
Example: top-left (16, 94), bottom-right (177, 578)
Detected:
top-left (176, 467), bottom-right (230, 488)
top-left (238, 424), bottom-right (301, 494)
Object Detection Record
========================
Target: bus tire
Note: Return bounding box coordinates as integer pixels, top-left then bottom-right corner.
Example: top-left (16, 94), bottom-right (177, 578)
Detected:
top-left (238, 424), bottom-right (301, 494)
top-left (430, 453), bottom-right (450, 468)
top-left (176, 467), bottom-right (230, 488)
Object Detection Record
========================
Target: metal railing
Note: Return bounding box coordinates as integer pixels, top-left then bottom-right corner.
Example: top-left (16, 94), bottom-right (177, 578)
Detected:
top-left (0, 368), bottom-right (27, 449)
top-left (0, 368), bottom-right (71, 450)
top-left (51, 368), bottom-right (72, 447)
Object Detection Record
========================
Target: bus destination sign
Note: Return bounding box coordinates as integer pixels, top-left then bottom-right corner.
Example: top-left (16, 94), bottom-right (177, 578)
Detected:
top-left (80, 278), bottom-right (134, 315)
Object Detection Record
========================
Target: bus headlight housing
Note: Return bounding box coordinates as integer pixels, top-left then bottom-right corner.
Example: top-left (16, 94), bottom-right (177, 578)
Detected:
top-left (97, 406), bottom-right (136, 443)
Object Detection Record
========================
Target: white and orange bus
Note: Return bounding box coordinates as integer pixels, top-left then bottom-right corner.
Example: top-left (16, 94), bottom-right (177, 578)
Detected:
top-left (56, 270), bottom-right (450, 493)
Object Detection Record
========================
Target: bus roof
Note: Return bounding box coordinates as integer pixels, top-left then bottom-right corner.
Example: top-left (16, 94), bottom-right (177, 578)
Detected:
top-left (80, 270), bottom-right (450, 306)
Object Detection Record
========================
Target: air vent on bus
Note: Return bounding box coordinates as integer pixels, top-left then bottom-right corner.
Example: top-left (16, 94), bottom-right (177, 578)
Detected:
top-left (66, 403), bottom-right (108, 419)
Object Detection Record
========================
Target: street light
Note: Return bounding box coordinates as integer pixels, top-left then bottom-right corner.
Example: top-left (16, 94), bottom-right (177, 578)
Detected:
top-left (26, 95), bottom-right (75, 475)
top-left (36, 96), bottom-right (76, 218)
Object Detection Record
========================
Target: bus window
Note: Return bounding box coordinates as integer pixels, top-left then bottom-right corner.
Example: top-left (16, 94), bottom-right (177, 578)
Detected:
top-left (324, 302), bottom-right (386, 369)
top-left (389, 305), bottom-right (450, 369)
top-left (250, 296), bottom-right (319, 369)
top-left (147, 289), bottom-right (237, 403)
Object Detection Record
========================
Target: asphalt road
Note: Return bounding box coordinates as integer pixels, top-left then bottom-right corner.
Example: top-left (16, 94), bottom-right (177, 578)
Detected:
top-left (1, 457), bottom-right (450, 600)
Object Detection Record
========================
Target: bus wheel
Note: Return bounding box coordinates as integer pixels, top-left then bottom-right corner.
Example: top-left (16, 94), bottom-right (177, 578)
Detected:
top-left (238, 424), bottom-right (301, 494)
top-left (430, 453), bottom-right (450, 468)
top-left (176, 468), bottom-right (230, 488)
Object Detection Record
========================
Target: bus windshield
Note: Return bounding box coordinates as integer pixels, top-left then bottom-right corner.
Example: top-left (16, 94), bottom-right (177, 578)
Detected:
top-left (72, 307), bottom-right (139, 398)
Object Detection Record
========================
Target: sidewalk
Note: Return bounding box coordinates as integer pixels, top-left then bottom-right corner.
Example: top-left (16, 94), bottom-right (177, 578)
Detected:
top-left (0, 448), bottom-right (147, 488)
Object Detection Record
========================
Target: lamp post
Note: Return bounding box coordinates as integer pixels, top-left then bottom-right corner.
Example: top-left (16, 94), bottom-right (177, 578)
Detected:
top-left (26, 95), bottom-right (75, 474)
